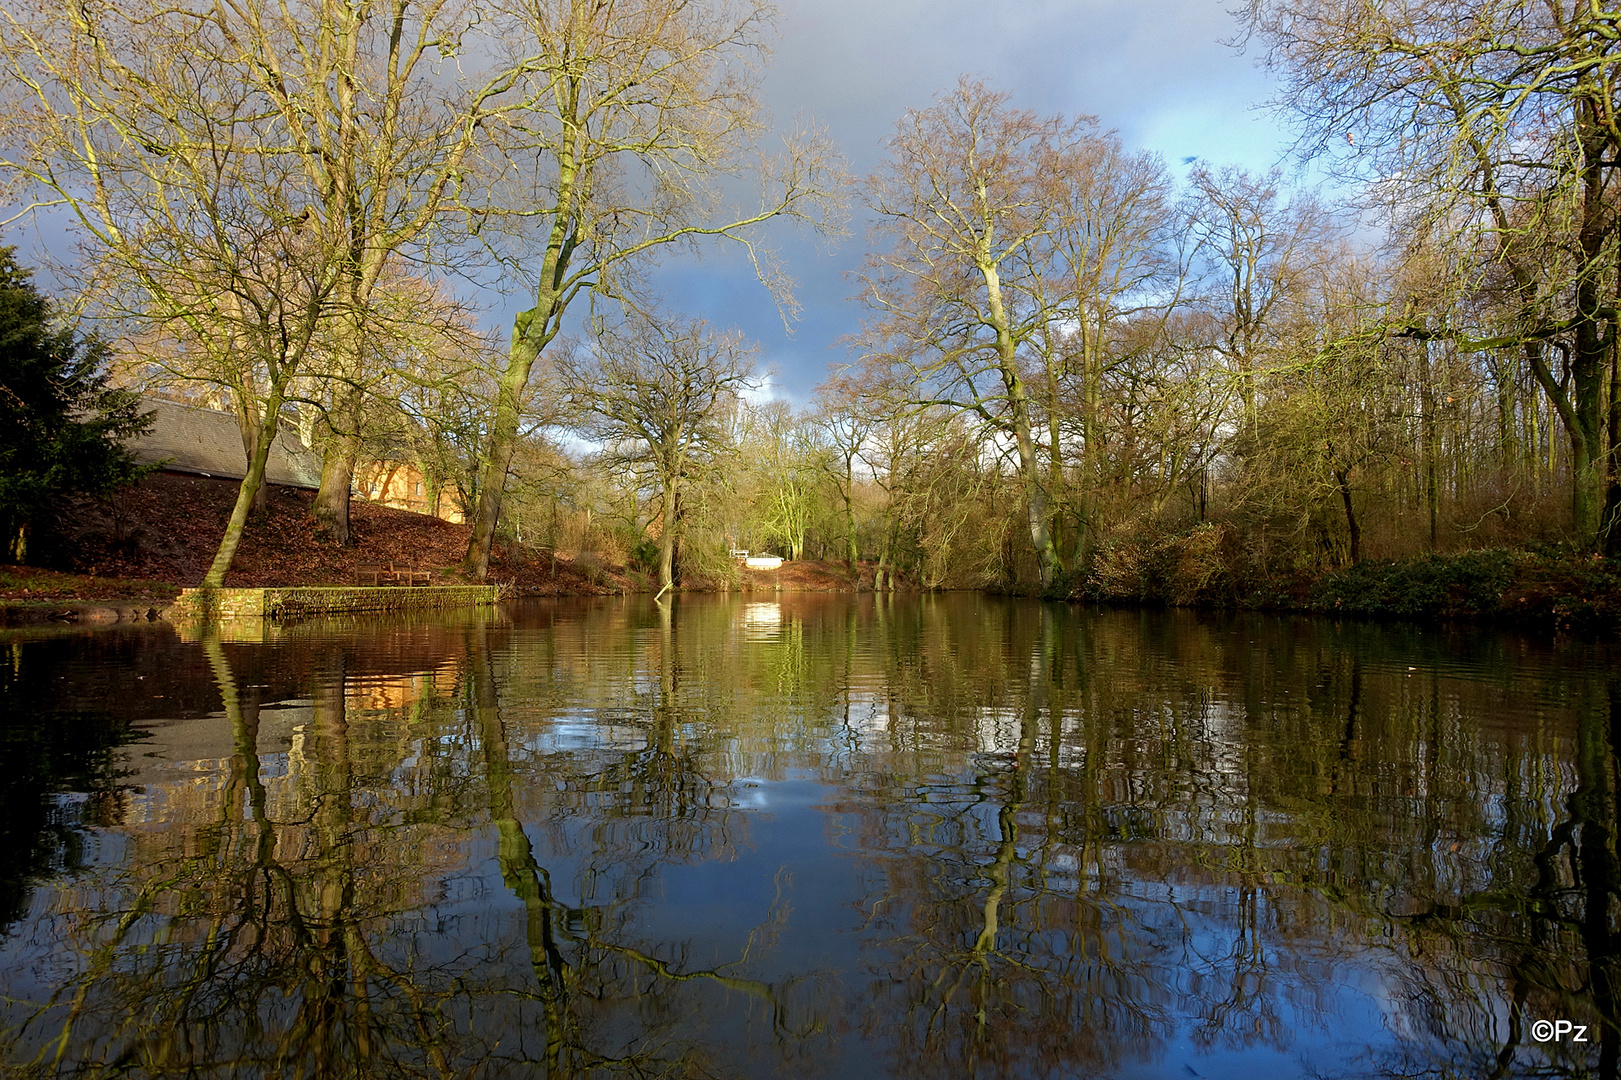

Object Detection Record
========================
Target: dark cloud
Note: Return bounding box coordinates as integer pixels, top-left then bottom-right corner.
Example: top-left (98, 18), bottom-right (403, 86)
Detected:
top-left (7, 0), bottom-right (1288, 405)
top-left (652, 0), bottom-right (1289, 402)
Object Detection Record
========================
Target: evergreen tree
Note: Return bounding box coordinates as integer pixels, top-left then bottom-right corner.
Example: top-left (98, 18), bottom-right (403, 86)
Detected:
top-left (0, 248), bottom-right (152, 564)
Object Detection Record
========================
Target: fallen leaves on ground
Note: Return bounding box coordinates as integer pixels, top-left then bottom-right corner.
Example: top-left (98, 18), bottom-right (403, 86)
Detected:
top-left (56, 473), bottom-right (634, 595)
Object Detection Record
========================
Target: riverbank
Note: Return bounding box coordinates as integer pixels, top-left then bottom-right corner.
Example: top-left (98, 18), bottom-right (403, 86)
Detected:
top-left (8, 473), bottom-right (894, 623)
top-left (36, 475), bottom-right (1613, 633)
top-left (1075, 545), bottom-right (1621, 633)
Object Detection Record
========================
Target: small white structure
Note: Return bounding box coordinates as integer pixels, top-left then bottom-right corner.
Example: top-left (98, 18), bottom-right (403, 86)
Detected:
top-left (731, 549), bottom-right (783, 570)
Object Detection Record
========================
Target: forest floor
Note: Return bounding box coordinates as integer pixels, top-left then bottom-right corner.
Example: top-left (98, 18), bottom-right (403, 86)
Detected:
top-left (2, 473), bottom-right (884, 624)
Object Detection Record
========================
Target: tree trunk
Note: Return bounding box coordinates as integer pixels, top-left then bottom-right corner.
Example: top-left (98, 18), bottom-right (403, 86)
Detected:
top-left (204, 384), bottom-right (288, 587)
top-left (980, 260), bottom-right (1058, 591)
top-left (1046, 370), bottom-right (1069, 578)
top-left (1572, 103), bottom-right (1613, 550)
top-left (1605, 332), bottom-right (1621, 555)
top-left (1420, 340), bottom-right (1439, 550)
top-left (844, 457), bottom-right (858, 574)
top-left (465, 333), bottom-right (543, 580)
top-left (312, 434), bottom-right (357, 545)
top-left (1335, 466), bottom-right (1361, 565)
top-left (231, 399), bottom-right (268, 512)
top-left (875, 518), bottom-right (890, 592)
top-left (658, 476), bottom-right (677, 592)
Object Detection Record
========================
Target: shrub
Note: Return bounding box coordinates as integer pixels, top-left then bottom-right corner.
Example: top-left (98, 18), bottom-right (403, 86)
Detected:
top-left (1308, 550), bottom-right (1518, 618)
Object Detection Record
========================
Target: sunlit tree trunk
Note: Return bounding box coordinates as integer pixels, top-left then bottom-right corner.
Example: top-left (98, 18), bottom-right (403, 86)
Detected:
top-left (204, 380), bottom-right (291, 587)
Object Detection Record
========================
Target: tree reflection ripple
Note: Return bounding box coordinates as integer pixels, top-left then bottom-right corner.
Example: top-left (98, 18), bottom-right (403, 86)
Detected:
top-left (0, 596), bottom-right (1615, 1079)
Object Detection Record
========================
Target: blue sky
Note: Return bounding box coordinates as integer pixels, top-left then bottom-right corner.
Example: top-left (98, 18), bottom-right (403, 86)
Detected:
top-left (636, 0), bottom-right (1294, 403)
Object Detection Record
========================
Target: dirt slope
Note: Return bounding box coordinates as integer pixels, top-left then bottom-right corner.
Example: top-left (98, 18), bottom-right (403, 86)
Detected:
top-left (55, 472), bottom-right (632, 594)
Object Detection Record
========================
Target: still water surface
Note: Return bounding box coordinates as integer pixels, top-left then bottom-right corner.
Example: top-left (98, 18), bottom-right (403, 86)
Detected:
top-left (1, 595), bottom-right (1618, 1079)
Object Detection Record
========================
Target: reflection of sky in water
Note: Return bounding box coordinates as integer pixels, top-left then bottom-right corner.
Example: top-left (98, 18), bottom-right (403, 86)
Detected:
top-left (740, 601), bottom-right (784, 640)
top-left (0, 597), bottom-right (1610, 1079)
top-left (523, 717), bottom-right (650, 754)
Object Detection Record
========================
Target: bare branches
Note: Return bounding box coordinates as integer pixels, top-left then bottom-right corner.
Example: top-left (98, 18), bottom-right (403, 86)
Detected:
top-left (459, 0), bottom-right (847, 578)
top-left (556, 312), bottom-right (756, 589)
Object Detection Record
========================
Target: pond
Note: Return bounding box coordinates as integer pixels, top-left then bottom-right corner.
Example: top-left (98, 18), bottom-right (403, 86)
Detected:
top-left (0, 594), bottom-right (1617, 1079)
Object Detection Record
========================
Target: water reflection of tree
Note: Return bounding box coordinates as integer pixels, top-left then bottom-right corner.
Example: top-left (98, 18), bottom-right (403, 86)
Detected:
top-left (1325, 669), bottom-right (1621, 1080)
top-left (0, 634), bottom-right (485, 1075)
top-left (462, 603), bottom-right (831, 1078)
top-left (1, 612), bottom-right (830, 1078)
top-left (827, 604), bottom-right (1621, 1078)
top-left (6, 599), bottom-right (1621, 1078)
top-left (842, 605), bottom-right (1176, 1078)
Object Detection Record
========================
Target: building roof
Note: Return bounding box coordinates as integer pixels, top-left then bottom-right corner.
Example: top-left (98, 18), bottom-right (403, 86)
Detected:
top-left (128, 398), bottom-right (323, 490)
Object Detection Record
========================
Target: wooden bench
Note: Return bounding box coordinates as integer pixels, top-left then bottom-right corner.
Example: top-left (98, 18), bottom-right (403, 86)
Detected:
top-left (356, 560), bottom-right (432, 586)
top-left (357, 562), bottom-right (391, 586)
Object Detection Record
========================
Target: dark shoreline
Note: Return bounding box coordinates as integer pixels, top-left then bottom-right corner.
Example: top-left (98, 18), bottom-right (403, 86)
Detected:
top-left (8, 548), bottom-right (1619, 637)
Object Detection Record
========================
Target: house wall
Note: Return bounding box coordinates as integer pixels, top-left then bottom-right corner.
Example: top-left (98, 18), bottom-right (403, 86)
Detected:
top-left (355, 460), bottom-right (465, 523)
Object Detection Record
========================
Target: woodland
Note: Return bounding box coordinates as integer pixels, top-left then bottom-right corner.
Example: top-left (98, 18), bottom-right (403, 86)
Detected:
top-left (2, 0), bottom-right (1620, 600)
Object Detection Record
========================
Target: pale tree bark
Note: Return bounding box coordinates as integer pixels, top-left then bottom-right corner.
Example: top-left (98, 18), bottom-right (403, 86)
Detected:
top-left (862, 79), bottom-right (1139, 592)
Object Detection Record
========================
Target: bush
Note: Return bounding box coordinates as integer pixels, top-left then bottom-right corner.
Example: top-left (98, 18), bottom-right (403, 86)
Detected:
top-left (629, 537), bottom-right (660, 572)
top-left (1079, 523), bottom-right (1229, 606)
top-left (1308, 550), bottom-right (1518, 618)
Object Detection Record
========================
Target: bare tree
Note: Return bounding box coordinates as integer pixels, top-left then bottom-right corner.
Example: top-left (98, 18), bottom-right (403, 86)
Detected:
top-left (457, 0), bottom-right (846, 579)
top-left (0, 0), bottom-right (509, 580)
top-left (558, 316), bottom-right (755, 592)
top-left (861, 79), bottom-right (1084, 590)
top-left (1240, 0), bottom-right (1621, 550)
top-left (1185, 165), bottom-right (1333, 437)
top-left (1037, 130), bottom-right (1177, 566)
top-left (861, 79), bottom-right (1178, 590)
top-left (813, 369), bottom-right (883, 573)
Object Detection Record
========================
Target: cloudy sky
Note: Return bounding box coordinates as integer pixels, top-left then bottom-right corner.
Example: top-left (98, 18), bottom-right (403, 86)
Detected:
top-left (6, 0), bottom-right (1294, 400)
top-left (642, 0), bottom-right (1293, 402)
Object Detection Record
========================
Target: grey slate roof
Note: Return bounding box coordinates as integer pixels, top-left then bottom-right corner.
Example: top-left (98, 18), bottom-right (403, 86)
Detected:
top-left (128, 398), bottom-right (323, 490)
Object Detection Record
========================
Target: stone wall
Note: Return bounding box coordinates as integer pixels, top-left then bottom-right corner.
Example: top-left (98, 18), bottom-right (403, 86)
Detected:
top-left (167, 585), bottom-right (500, 622)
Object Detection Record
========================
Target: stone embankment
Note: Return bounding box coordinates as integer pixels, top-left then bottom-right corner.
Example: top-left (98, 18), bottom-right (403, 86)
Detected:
top-left (167, 584), bottom-right (502, 622)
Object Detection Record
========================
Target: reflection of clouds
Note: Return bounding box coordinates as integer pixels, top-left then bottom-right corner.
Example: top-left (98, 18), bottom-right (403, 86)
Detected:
top-left (730, 778), bottom-right (770, 810)
top-left (524, 720), bottom-right (650, 754)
